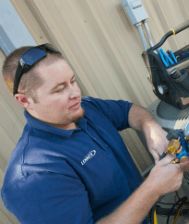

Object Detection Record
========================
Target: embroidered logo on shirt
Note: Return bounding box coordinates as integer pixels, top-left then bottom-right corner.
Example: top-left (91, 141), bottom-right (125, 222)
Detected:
top-left (81, 150), bottom-right (96, 166)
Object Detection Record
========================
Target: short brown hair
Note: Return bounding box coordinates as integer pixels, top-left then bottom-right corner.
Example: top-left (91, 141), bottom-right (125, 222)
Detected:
top-left (2, 45), bottom-right (63, 97)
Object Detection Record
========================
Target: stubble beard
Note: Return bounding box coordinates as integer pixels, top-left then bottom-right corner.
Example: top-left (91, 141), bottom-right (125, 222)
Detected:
top-left (71, 107), bottom-right (85, 122)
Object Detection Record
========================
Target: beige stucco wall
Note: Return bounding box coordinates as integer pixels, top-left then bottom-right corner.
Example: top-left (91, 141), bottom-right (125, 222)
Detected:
top-left (0, 51), bottom-right (21, 224)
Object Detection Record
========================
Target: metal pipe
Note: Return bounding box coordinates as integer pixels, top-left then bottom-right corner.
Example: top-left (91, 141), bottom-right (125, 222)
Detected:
top-left (143, 20), bottom-right (154, 47)
top-left (135, 22), bottom-right (149, 50)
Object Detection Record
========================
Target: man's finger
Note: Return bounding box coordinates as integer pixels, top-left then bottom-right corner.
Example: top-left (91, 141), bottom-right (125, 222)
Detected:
top-left (158, 154), bottom-right (175, 165)
top-left (151, 151), bottom-right (159, 164)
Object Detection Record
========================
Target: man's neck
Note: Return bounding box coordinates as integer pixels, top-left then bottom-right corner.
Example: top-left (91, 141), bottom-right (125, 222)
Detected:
top-left (26, 110), bottom-right (77, 130)
top-left (53, 122), bottom-right (77, 130)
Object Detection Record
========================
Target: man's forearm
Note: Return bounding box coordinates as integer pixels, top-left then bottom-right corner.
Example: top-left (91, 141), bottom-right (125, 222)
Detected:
top-left (96, 178), bottom-right (159, 224)
top-left (128, 104), bottom-right (155, 132)
top-left (128, 104), bottom-right (168, 161)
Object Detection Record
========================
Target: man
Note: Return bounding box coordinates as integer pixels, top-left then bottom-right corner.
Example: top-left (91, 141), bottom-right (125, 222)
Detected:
top-left (1, 44), bottom-right (188, 224)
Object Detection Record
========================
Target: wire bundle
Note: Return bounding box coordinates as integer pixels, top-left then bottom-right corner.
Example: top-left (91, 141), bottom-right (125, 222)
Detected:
top-left (166, 196), bottom-right (187, 224)
top-left (149, 192), bottom-right (189, 224)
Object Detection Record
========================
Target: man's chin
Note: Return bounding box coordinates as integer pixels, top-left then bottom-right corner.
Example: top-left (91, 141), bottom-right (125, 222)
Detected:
top-left (72, 107), bottom-right (85, 122)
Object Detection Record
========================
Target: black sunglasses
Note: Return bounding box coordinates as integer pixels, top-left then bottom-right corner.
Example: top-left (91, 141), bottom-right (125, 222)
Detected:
top-left (13, 43), bottom-right (61, 95)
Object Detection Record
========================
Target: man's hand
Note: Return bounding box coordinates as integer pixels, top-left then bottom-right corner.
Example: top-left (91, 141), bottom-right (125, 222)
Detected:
top-left (128, 104), bottom-right (168, 162)
top-left (143, 120), bottom-right (168, 163)
top-left (148, 155), bottom-right (183, 195)
top-left (97, 155), bottom-right (183, 224)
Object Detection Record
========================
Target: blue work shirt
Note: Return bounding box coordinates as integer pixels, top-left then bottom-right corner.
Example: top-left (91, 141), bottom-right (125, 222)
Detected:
top-left (1, 97), bottom-right (144, 224)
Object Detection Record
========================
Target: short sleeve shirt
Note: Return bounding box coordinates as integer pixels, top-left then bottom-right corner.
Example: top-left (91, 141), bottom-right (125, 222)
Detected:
top-left (1, 97), bottom-right (143, 224)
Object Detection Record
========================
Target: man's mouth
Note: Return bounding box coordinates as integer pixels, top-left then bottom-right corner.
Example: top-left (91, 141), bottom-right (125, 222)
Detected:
top-left (68, 102), bottom-right (81, 111)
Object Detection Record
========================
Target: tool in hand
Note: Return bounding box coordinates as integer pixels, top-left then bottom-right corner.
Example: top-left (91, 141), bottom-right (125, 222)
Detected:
top-left (160, 129), bottom-right (189, 163)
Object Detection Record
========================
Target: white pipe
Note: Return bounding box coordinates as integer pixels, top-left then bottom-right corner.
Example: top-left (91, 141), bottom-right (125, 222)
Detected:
top-left (143, 20), bottom-right (154, 47)
top-left (135, 22), bottom-right (149, 50)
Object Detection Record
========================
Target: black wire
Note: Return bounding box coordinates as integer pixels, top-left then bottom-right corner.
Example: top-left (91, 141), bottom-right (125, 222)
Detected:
top-left (175, 191), bottom-right (181, 200)
top-left (149, 208), bottom-right (153, 224)
top-left (153, 192), bottom-right (189, 223)
top-left (157, 192), bottom-right (182, 206)
top-left (157, 201), bottom-right (189, 207)
top-left (156, 205), bottom-right (189, 216)
top-left (172, 197), bottom-right (188, 223)
top-left (149, 206), bottom-right (156, 224)
top-left (166, 197), bottom-right (187, 224)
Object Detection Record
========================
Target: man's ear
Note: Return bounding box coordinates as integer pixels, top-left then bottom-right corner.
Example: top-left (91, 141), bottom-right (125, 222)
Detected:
top-left (14, 93), bottom-right (33, 109)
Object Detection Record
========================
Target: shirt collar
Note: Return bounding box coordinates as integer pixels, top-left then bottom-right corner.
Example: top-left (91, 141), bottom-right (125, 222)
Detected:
top-left (24, 111), bottom-right (87, 138)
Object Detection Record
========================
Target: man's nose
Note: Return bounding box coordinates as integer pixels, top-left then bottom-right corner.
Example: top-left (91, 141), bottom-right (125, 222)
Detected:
top-left (68, 85), bottom-right (80, 99)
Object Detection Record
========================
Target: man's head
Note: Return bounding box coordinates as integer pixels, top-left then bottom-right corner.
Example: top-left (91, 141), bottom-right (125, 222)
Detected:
top-left (2, 44), bottom-right (84, 129)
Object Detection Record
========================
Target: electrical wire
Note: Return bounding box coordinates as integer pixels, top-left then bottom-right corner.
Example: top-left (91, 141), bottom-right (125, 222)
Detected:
top-left (149, 207), bottom-right (154, 224)
top-left (172, 207), bottom-right (182, 224)
top-left (150, 191), bottom-right (189, 223)
top-left (175, 191), bottom-right (181, 201)
top-left (166, 197), bottom-right (187, 224)
top-left (153, 209), bottom-right (158, 224)
top-left (172, 197), bottom-right (187, 224)
top-left (157, 191), bottom-right (181, 206)
top-left (156, 205), bottom-right (189, 216)
top-left (150, 195), bottom-right (188, 224)
top-left (149, 206), bottom-right (157, 224)
top-left (157, 201), bottom-right (189, 206)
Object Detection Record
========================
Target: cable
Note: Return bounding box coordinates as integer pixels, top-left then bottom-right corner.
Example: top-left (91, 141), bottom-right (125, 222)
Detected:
top-left (149, 206), bottom-right (154, 224)
top-left (156, 205), bottom-right (189, 216)
top-left (175, 191), bottom-right (181, 201)
top-left (172, 197), bottom-right (187, 224)
top-left (157, 191), bottom-right (181, 206)
top-left (151, 192), bottom-right (189, 223)
top-left (153, 209), bottom-right (158, 224)
top-left (157, 201), bottom-right (189, 206)
top-left (166, 197), bottom-right (187, 224)
top-left (149, 206), bottom-right (158, 224)
top-left (172, 206), bottom-right (182, 224)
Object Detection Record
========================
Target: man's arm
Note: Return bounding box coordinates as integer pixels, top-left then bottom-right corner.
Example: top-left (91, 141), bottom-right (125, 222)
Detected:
top-left (128, 104), bottom-right (189, 169)
top-left (97, 156), bottom-right (183, 224)
top-left (128, 104), bottom-right (168, 162)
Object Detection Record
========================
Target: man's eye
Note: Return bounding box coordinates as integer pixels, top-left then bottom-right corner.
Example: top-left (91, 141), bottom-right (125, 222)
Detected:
top-left (54, 88), bottom-right (65, 93)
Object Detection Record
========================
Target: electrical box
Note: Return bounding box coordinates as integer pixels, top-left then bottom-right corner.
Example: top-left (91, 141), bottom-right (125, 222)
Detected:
top-left (122, 0), bottom-right (148, 25)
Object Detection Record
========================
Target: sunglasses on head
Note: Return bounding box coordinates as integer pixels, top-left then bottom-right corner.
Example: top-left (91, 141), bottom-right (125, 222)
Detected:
top-left (13, 43), bottom-right (61, 95)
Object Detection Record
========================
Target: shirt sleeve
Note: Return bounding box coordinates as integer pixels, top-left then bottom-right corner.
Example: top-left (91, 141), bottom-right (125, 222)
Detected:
top-left (2, 171), bottom-right (94, 224)
top-left (83, 96), bottom-right (133, 131)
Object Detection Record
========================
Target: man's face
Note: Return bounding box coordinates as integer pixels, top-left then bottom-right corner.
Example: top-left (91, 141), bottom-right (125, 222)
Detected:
top-left (27, 58), bottom-right (84, 128)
